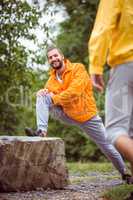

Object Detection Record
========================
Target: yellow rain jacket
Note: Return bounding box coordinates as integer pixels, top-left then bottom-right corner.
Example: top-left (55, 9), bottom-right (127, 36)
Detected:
top-left (89, 0), bottom-right (133, 74)
top-left (45, 59), bottom-right (97, 122)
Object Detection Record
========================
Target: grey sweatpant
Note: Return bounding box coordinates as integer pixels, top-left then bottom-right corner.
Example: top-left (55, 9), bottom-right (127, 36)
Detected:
top-left (106, 62), bottom-right (133, 144)
top-left (36, 94), bottom-right (126, 175)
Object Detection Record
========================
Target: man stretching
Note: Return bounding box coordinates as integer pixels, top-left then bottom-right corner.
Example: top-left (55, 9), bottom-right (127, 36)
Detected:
top-left (26, 46), bottom-right (132, 184)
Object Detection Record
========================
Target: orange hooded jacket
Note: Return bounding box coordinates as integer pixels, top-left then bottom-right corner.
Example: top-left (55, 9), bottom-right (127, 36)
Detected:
top-left (45, 59), bottom-right (97, 122)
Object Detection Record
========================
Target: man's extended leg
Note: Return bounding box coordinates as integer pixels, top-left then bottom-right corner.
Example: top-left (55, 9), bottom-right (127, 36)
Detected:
top-left (79, 115), bottom-right (127, 176)
top-left (50, 105), bottom-right (128, 179)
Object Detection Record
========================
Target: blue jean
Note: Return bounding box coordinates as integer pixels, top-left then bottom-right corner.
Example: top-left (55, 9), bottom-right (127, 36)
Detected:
top-left (36, 94), bottom-right (126, 175)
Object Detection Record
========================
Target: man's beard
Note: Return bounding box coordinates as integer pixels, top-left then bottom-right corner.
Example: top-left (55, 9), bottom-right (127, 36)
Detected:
top-left (51, 60), bottom-right (63, 70)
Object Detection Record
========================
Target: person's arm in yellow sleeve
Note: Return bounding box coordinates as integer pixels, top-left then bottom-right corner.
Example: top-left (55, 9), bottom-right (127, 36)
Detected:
top-left (89, 0), bottom-right (121, 91)
top-left (52, 64), bottom-right (89, 106)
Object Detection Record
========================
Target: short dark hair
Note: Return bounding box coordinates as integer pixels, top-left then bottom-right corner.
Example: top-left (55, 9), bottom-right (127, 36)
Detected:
top-left (46, 46), bottom-right (63, 56)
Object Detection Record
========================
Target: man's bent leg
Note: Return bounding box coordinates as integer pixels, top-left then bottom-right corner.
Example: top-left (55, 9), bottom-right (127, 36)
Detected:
top-left (36, 95), bottom-right (78, 133)
top-left (36, 94), bottom-right (53, 133)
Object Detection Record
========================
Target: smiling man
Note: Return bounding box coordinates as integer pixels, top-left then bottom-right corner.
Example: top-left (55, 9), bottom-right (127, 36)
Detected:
top-left (25, 46), bottom-right (133, 183)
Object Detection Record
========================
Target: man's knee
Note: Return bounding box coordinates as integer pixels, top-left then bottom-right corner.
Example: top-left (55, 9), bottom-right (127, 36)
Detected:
top-left (115, 135), bottom-right (133, 162)
top-left (36, 94), bottom-right (52, 104)
top-left (115, 135), bottom-right (131, 147)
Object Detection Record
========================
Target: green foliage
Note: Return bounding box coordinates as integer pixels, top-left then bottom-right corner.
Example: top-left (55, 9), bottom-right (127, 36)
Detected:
top-left (0, 0), bottom-right (41, 134)
top-left (15, 69), bottom-right (49, 135)
top-left (55, 0), bottom-right (99, 64)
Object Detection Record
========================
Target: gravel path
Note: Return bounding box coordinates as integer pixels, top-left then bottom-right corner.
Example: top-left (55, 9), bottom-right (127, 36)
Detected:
top-left (0, 171), bottom-right (123, 200)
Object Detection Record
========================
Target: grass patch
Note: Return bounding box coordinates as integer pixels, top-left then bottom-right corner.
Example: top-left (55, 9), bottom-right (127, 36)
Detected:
top-left (70, 175), bottom-right (97, 184)
top-left (103, 185), bottom-right (133, 200)
top-left (67, 162), bottom-right (114, 175)
top-left (67, 162), bottom-right (133, 200)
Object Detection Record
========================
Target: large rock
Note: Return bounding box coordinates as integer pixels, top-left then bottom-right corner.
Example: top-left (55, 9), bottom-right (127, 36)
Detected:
top-left (0, 136), bottom-right (69, 192)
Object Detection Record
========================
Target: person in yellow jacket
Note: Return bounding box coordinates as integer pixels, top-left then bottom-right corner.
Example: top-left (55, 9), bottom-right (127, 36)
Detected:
top-left (26, 46), bottom-right (132, 183)
top-left (89, 0), bottom-right (133, 180)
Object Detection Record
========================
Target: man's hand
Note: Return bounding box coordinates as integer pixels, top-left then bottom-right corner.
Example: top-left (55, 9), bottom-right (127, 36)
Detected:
top-left (90, 74), bottom-right (104, 92)
top-left (36, 88), bottom-right (49, 97)
top-left (49, 92), bottom-right (54, 97)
